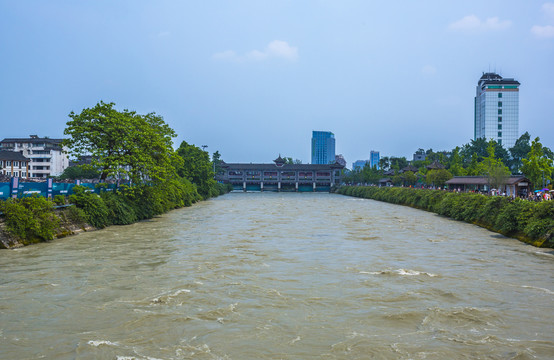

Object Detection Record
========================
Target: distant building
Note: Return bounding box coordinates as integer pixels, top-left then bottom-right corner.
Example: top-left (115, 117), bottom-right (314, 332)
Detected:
top-left (0, 135), bottom-right (69, 178)
top-left (352, 160), bottom-right (369, 170)
top-left (311, 131), bottom-right (335, 164)
top-left (335, 154), bottom-right (346, 167)
top-left (474, 72), bottom-right (520, 149)
top-left (413, 152), bottom-right (426, 162)
top-left (216, 155), bottom-right (344, 192)
top-left (370, 150), bottom-right (380, 170)
top-left (0, 150), bottom-right (31, 178)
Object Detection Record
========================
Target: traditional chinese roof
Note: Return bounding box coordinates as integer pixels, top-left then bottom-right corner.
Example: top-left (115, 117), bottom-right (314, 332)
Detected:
top-left (274, 155), bottom-right (286, 165)
top-left (426, 160), bottom-right (445, 170)
top-left (0, 150), bottom-right (30, 162)
top-left (402, 165), bottom-right (418, 173)
top-left (445, 175), bottom-right (529, 186)
top-left (220, 162), bottom-right (343, 171)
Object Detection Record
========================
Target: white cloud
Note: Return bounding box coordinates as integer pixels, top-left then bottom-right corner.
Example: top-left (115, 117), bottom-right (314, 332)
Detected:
top-left (543, 3), bottom-right (554, 18)
top-left (213, 40), bottom-right (298, 62)
top-left (449, 15), bottom-right (511, 32)
top-left (531, 24), bottom-right (554, 38)
top-left (265, 40), bottom-right (298, 61)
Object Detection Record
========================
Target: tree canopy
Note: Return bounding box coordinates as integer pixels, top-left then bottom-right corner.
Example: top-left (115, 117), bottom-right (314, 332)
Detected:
top-left (521, 137), bottom-right (554, 190)
top-left (63, 101), bottom-right (177, 184)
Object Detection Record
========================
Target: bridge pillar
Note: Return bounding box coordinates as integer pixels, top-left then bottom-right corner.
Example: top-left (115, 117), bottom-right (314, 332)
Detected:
top-left (278, 182), bottom-right (281, 192)
top-left (295, 182), bottom-right (298, 192)
top-left (313, 182), bottom-right (316, 192)
top-left (260, 182), bottom-right (264, 192)
top-left (243, 181), bottom-right (246, 192)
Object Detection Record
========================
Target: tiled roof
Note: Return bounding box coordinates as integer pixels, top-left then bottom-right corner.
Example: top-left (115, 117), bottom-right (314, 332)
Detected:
top-left (0, 150), bottom-right (30, 161)
top-left (446, 175), bottom-right (528, 186)
top-left (221, 162), bottom-right (344, 171)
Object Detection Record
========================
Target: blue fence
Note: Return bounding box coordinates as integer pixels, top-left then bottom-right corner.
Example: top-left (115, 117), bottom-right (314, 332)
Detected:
top-left (0, 178), bottom-right (123, 200)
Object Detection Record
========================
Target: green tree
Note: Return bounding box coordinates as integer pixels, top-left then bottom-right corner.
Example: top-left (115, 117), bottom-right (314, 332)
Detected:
top-left (63, 101), bottom-right (177, 183)
top-left (176, 141), bottom-right (218, 198)
top-left (212, 150), bottom-right (224, 175)
top-left (509, 132), bottom-right (531, 174)
top-left (361, 164), bottom-right (382, 184)
top-left (448, 146), bottom-right (466, 176)
top-left (426, 169), bottom-right (453, 188)
top-left (477, 141), bottom-right (510, 190)
top-left (379, 156), bottom-right (391, 171)
top-left (58, 166), bottom-right (100, 180)
top-left (521, 137), bottom-right (554, 190)
top-left (461, 138), bottom-right (509, 168)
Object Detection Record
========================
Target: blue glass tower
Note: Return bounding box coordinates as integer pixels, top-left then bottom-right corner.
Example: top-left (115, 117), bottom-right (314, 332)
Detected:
top-left (311, 131), bottom-right (335, 164)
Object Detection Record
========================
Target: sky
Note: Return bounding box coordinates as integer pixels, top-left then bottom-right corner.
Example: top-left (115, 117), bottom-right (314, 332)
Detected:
top-left (1, 1), bottom-right (553, 167)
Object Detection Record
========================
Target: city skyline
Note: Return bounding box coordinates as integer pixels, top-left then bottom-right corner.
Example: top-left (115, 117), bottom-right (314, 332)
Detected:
top-left (1, 1), bottom-right (553, 164)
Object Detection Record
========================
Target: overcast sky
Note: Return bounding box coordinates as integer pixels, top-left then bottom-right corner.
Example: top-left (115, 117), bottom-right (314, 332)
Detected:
top-left (1, 1), bottom-right (553, 166)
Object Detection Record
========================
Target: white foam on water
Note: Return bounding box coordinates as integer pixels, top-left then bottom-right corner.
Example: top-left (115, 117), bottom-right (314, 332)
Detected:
top-left (88, 340), bottom-right (119, 347)
top-left (359, 269), bottom-right (438, 277)
top-left (171, 289), bottom-right (191, 296)
top-left (522, 285), bottom-right (554, 295)
top-left (289, 336), bottom-right (301, 345)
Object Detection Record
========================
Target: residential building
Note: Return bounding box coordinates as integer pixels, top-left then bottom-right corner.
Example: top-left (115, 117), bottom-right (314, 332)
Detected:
top-left (311, 131), bottom-right (335, 164)
top-left (0, 135), bottom-right (69, 178)
top-left (352, 160), bottom-right (369, 170)
top-left (474, 72), bottom-right (520, 149)
top-left (0, 150), bottom-right (31, 178)
top-left (370, 150), bottom-right (380, 170)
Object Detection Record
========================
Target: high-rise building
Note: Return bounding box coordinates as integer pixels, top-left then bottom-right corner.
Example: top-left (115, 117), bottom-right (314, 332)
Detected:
top-left (474, 72), bottom-right (520, 149)
top-left (311, 131), bottom-right (335, 164)
top-left (370, 150), bottom-right (380, 170)
top-left (352, 160), bottom-right (369, 170)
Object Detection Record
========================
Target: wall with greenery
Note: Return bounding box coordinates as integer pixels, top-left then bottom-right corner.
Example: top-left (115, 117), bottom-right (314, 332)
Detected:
top-left (336, 186), bottom-right (554, 248)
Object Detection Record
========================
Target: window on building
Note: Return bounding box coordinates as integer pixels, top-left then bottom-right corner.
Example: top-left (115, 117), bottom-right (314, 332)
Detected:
top-left (498, 124), bottom-right (502, 130)
top-left (14, 171), bottom-right (18, 177)
top-left (498, 132), bottom-right (502, 137)
top-left (498, 109), bottom-right (502, 115)
top-left (498, 93), bottom-right (502, 98)
top-left (498, 139), bottom-right (502, 145)
top-left (498, 101), bottom-right (502, 107)
top-left (498, 116), bottom-right (502, 122)
top-left (6, 161), bottom-right (11, 166)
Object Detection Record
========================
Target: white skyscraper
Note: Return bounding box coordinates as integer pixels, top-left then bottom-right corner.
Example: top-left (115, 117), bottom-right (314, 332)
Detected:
top-left (474, 72), bottom-right (520, 149)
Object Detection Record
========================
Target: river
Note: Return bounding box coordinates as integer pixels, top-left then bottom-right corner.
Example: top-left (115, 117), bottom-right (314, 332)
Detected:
top-left (1, 192), bottom-right (553, 359)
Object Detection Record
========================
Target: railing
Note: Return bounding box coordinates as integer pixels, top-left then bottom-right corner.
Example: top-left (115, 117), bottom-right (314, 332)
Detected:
top-left (0, 178), bottom-right (123, 200)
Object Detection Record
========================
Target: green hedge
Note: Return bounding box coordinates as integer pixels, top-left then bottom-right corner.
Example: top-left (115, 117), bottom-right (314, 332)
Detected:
top-left (0, 196), bottom-right (60, 244)
top-left (1, 178), bottom-right (232, 247)
top-left (336, 186), bottom-right (554, 247)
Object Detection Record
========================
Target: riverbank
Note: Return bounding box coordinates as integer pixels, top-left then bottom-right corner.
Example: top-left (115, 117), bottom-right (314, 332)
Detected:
top-left (336, 186), bottom-right (554, 248)
top-left (0, 181), bottom-right (233, 249)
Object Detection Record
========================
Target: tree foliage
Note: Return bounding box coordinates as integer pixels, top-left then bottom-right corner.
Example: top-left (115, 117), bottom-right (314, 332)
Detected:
top-left (521, 137), bottom-right (554, 190)
top-left (476, 141), bottom-right (511, 190)
top-left (63, 101), bottom-right (178, 183)
top-left (176, 141), bottom-right (219, 198)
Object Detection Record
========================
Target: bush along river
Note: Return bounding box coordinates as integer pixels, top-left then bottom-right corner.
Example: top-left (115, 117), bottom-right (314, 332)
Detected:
top-left (1, 192), bottom-right (553, 359)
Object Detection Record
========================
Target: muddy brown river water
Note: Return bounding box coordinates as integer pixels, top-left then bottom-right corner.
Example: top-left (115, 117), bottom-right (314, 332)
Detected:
top-left (1, 192), bottom-right (553, 359)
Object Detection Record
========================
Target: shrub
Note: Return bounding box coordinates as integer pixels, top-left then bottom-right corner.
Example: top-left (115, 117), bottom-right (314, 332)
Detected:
top-left (54, 194), bottom-right (66, 206)
top-left (69, 186), bottom-right (110, 229)
top-left (0, 196), bottom-right (59, 242)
